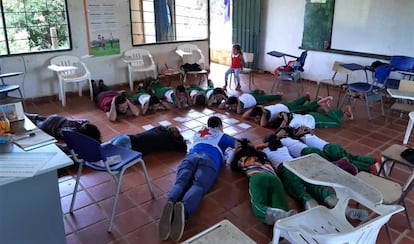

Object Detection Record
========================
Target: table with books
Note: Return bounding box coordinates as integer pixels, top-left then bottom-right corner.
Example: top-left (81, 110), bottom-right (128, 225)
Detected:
top-left (0, 116), bottom-right (73, 244)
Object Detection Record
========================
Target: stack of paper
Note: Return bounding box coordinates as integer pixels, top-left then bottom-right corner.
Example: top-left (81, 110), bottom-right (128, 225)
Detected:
top-left (13, 129), bottom-right (57, 151)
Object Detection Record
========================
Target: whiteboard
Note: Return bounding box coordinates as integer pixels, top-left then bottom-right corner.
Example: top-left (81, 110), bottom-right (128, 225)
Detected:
top-left (331, 0), bottom-right (414, 57)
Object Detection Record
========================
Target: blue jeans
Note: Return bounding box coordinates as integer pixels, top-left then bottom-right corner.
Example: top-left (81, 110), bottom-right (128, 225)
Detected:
top-left (107, 134), bottom-right (131, 149)
top-left (168, 152), bottom-right (218, 217)
top-left (224, 68), bottom-right (241, 84)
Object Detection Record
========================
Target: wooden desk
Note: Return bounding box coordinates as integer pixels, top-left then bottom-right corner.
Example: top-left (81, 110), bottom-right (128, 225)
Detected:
top-left (387, 88), bottom-right (414, 101)
top-left (0, 118), bottom-right (73, 243)
top-left (283, 154), bottom-right (383, 205)
top-left (340, 63), bottom-right (369, 82)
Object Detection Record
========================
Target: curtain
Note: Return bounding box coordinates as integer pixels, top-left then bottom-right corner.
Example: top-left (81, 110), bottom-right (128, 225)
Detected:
top-left (232, 0), bottom-right (261, 69)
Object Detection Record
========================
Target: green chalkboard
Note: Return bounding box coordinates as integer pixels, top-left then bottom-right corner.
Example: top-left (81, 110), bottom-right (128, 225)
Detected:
top-left (302, 0), bottom-right (335, 50)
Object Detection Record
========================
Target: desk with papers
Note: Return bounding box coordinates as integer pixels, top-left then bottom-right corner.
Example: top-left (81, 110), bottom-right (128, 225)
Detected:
top-left (0, 117), bottom-right (73, 243)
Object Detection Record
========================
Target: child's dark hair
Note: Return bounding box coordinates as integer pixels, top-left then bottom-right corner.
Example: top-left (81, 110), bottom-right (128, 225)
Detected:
top-left (230, 138), bottom-right (268, 173)
top-left (212, 88), bottom-right (228, 98)
top-left (250, 106), bottom-right (264, 117)
top-left (78, 123), bottom-right (102, 143)
top-left (226, 96), bottom-right (238, 105)
top-left (233, 44), bottom-right (242, 53)
top-left (265, 134), bottom-right (283, 151)
top-left (114, 95), bottom-right (127, 106)
top-left (149, 95), bottom-right (161, 106)
top-left (207, 116), bottom-right (222, 128)
top-left (194, 93), bottom-right (206, 106)
top-left (270, 112), bottom-right (291, 129)
top-left (175, 85), bottom-right (186, 93)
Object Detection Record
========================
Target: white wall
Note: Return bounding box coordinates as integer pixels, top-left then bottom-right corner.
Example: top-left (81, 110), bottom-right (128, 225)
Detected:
top-left (259, 0), bottom-right (399, 83)
top-left (0, 0), bottom-right (208, 100)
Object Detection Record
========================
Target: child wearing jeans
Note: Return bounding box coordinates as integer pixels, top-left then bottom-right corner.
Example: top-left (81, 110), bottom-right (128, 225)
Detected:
top-left (224, 44), bottom-right (243, 91)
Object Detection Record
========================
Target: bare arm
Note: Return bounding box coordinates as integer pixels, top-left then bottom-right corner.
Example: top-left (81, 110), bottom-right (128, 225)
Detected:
top-left (207, 95), bottom-right (215, 107)
top-left (236, 100), bottom-right (244, 114)
top-left (127, 99), bottom-right (140, 116)
top-left (106, 97), bottom-right (118, 121)
top-left (242, 107), bottom-right (254, 119)
top-left (260, 108), bottom-right (269, 127)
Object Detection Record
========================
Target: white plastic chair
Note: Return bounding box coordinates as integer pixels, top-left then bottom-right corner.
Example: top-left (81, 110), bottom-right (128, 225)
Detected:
top-left (176, 44), bottom-right (209, 85)
top-left (50, 55), bottom-right (92, 107)
top-left (229, 52), bottom-right (255, 90)
top-left (403, 111), bottom-right (414, 144)
top-left (272, 154), bottom-right (404, 244)
top-left (123, 49), bottom-right (157, 91)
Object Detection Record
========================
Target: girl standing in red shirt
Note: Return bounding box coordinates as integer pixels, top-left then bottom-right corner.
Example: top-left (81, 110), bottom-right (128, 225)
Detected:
top-left (223, 44), bottom-right (244, 91)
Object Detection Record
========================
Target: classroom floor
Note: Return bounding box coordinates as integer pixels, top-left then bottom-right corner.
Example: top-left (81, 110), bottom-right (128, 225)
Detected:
top-left (25, 63), bottom-right (414, 244)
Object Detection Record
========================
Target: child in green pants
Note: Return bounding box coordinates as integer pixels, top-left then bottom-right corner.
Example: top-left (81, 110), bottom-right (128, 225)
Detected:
top-left (230, 138), bottom-right (297, 225)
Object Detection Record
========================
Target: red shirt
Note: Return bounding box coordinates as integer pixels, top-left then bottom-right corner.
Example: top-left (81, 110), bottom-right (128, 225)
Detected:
top-left (97, 91), bottom-right (119, 112)
top-left (231, 54), bottom-right (243, 68)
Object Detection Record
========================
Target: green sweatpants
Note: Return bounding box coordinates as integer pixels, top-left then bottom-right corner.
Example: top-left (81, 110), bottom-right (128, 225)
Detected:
top-left (301, 144), bottom-right (375, 173)
top-left (250, 90), bottom-right (282, 104)
top-left (277, 165), bottom-right (335, 205)
top-left (282, 96), bottom-right (319, 114)
top-left (249, 173), bottom-right (289, 224)
top-left (310, 109), bottom-right (344, 128)
top-left (151, 82), bottom-right (173, 99)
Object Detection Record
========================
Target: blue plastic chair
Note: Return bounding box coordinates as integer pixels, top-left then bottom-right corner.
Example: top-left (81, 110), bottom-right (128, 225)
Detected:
top-left (341, 64), bottom-right (392, 120)
top-left (62, 130), bottom-right (155, 232)
top-left (272, 50), bottom-right (308, 95)
top-left (387, 56), bottom-right (414, 89)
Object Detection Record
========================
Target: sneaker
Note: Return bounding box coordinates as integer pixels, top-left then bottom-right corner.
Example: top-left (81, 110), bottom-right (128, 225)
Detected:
top-left (222, 85), bottom-right (227, 91)
top-left (304, 199), bottom-right (319, 210)
top-left (344, 105), bottom-right (354, 120)
top-left (369, 157), bottom-right (382, 175)
top-left (317, 96), bottom-right (333, 106)
top-left (334, 157), bottom-right (358, 176)
top-left (158, 201), bottom-right (174, 240)
top-left (170, 201), bottom-right (185, 241)
top-left (345, 207), bottom-right (369, 222)
top-left (236, 84), bottom-right (242, 91)
top-left (98, 79), bottom-right (109, 91)
top-left (304, 91), bottom-right (311, 101)
top-left (265, 208), bottom-right (298, 225)
top-left (324, 195), bottom-right (339, 208)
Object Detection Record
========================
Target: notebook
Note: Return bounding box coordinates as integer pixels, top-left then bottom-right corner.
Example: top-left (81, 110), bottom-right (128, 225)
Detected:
top-left (13, 128), bottom-right (57, 151)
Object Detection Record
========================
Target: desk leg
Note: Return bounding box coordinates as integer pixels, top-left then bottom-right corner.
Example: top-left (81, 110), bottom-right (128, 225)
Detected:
top-left (0, 171), bottom-right (65, 244)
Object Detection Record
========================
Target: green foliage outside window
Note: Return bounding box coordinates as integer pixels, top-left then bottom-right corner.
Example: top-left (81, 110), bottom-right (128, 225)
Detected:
top-left (0, 0), bottom-right (71, 55)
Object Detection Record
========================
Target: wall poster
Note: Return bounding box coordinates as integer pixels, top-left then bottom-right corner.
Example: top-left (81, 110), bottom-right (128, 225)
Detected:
top-left (84, 0), bottom-right (120, 57)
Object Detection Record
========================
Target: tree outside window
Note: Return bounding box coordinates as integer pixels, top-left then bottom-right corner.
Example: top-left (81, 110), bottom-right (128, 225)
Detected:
top-left (0, 0), bottom-right (71, 56)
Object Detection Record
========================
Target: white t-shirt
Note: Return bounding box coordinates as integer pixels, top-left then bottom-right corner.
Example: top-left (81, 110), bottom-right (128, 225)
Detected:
top-left (289, 113), bottom-right (316, 129)
top-left (138, 94), bottom-right (151, 109)
top-left (280, 137), bottom-right (307, 158)
top-left (165, 89), bottom-right (174, 103)
top-left (263, 146), bottom-right (292, 169)
top-left (239, 93), bottom-right (257, 110)
top-left (190, 90), bottom-right (199, 99)
top-left (301, 134), bottom-right (328, 151)
top-left (264, 104), bottom-right (290, 121)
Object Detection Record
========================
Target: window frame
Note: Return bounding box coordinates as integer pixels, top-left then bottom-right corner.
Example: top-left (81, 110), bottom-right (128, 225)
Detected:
top-left (129, 0), bottom-right (209, 47)
top-left (0, 0), bottom-right (72, 57)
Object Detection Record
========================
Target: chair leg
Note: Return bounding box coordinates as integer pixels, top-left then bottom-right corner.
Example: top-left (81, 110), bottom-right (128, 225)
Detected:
top-left (107, 171), bottom-right (124, 232)
top-left (139, 159), bottom-right (155, 199)
top-left (59, 80), bottom-right (66, 107)
top-left (70, 162), bottom-right (84, 213)
top-left (385, 223), bottom-right (394, 244)
top-left (315, 83), bottom-right (322, 100)
top-left (88, 79), bottom-right (94, 101)
top-left (249, 72), bottom-right (254, 90)
top-left (271, 76), bottom-right (278, 93)
top-left (403, 115), bottom-right (414, 144)
top-left (128, 68), bottom-right (134, 91)
top-left (365, 97), bottom-right (372, 120)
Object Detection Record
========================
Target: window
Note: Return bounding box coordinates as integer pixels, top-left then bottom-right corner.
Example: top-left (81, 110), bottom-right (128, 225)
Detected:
top-left (130, 0), bottom-right (208, 45)
top-left (0, 0), bottom-right (71, 56)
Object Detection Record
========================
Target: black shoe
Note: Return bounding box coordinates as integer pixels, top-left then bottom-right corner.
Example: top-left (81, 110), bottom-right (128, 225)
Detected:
top-left (98, 79), bottom-right (109, 91)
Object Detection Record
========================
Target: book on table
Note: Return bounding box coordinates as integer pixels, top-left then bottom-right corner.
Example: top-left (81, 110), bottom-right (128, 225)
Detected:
top-left (13, 128), bottom-right (57, 151)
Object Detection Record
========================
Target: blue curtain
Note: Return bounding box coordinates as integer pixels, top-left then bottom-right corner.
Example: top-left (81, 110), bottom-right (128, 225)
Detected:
top-left (154, 0), bottom-right (174, 42)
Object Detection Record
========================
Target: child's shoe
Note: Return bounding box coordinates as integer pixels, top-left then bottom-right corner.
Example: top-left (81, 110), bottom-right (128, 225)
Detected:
top-left (236, 84), bottom-right (242, 91)
top-left (369, 157), bottom-right (383, 175)
top-left (304, 91), bottom-right (311, 101)
top-left (317, 96), bottom-right (333, 106)
top-left (344, 105), bottom-right (354, 120)
top-left (222, 85), bottom-right (227, 91)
